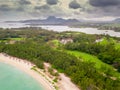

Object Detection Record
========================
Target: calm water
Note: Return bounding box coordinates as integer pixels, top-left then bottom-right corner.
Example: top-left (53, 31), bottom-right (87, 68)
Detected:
top-left (0, 62), bottom-right (44, 90)
top-left (40, 25), bottom-right (120, 37)
top-left (0, 22), bottom-right (120, 37)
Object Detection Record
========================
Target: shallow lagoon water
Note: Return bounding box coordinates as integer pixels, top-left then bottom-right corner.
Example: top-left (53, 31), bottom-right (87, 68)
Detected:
top-left (0, 62), bottom-right (44, 90)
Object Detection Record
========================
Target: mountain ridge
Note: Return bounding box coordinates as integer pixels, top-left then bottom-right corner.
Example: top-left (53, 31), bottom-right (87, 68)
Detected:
top-left (5, 16), bottom-right (81, 25)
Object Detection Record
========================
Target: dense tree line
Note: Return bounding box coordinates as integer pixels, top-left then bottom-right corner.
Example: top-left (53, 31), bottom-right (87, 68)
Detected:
top-left (65, 34), bottom-right (120, 71)
top-left (0, 27), bottom-right (58, 41)
top-left (0, 40), bottom-right (120, 90)
top-left (0, 28), bottom-right (120, 90)
top-left (98, 24), bottom-right (120, 32)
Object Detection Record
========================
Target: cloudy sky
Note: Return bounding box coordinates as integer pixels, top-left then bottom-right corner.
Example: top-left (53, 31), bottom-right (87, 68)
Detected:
top-left (0, 0), bottom-right (120, 21)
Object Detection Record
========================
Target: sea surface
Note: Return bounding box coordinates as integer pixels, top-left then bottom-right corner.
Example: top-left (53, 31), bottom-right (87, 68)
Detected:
top-left (0, 22), bottom-right (120, 37)
top-left (0, 62), bottom-right (44, 90)
top-left (40, 25), bottom-right (120, 37)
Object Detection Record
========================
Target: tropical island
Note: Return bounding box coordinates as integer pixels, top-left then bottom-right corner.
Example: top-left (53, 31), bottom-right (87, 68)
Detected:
top-left (0, 27), bottom-right (120, 90)
top-left (0, 0), bottom-right (120, 90)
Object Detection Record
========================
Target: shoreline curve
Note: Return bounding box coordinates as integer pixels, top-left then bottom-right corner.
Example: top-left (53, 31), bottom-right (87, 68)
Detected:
top-left (0, 53), bottom-right (55, 90)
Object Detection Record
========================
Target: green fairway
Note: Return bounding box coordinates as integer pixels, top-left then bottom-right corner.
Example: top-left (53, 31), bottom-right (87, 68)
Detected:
top-left (98, 37), bottom-right (120, 50)
top-left (66, 50), bottom-right (111, 68)
top-left (98, 37), bottom-right (116, 45)
top-left (66, 50), bottom-right (120, 79)
top-left (0, 38), bottom-right (24, 42)
top-left (9, 37), bottom-right (25, 41)
top-left (115, 43), bottom-right (120, 49)
top-left (51, 40), bottom-right (60, 46)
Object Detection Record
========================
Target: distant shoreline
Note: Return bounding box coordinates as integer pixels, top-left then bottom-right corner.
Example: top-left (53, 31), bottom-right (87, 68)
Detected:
top-left (0, 22), bottom-right (120, 37)
top-left (0, 53), bottom-right (55, 90)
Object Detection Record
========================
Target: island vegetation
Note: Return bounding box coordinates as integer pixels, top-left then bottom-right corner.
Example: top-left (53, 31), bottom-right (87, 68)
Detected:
top-left (0, 27), bottom-right (120, 90)
top-left (98, 23), bottom-right (120, 32)
top-left (71, 23), bottom-right (120, 32)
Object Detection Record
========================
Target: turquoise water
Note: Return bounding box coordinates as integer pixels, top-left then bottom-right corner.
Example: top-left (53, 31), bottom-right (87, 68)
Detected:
top-left (0, 62), bottom-right (45, 90)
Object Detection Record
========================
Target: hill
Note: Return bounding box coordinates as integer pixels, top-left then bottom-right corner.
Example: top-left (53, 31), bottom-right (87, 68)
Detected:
top-left (21, 16), bottom-right (81, 25)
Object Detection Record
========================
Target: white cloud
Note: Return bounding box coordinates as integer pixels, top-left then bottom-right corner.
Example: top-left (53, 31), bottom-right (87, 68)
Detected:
top-left (0, 0), bottom-right (119, 21)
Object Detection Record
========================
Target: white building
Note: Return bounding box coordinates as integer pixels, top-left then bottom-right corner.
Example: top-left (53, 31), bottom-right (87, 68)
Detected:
top-left (60, 38), bottom-right (73, 44)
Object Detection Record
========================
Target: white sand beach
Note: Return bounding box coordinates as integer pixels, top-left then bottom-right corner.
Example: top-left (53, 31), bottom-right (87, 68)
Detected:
top-left (0, 53), bottom-right (80, 90)
top-left (0, 53), bottom-right (55, 90)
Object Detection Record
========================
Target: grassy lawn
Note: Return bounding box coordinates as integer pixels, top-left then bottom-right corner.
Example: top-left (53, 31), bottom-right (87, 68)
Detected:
top-left (98, 37), bottom-right (116, 45)
top-left (115, 43), bottom-right (120, 49)
top-left (0, 38), bottom-right (25, 44)
top-left (48, 39), bottom-right (62, 49)
top-left (66, 50), bottom-right (111, 68)
top-left (51, 40), bottom-right (60, 46)
top-left (66, 50), bottom-right (120, 79)
top-left (0, 40), bottom-right (7, 43)
top-left (51, 38), bottom-right (120, 78)
top-left (98, 37), bottom-right (120, 50)
top-left (9, 37), bottom-right (25, 41)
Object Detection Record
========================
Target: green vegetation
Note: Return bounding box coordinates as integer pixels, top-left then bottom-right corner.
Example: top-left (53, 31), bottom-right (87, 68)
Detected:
top-left (65, 33), bottom-right (120, 70)
top-left (98, 37), bottom-right (120, 50)
top-left (48, 39), bottom-right (61, 49)
top-left (9, 37), bottom-right (24, 40)
top-left (0, 27), bottom-right (120, 90)
top-left (98, 23), bottom-right (120, 32)
top-left (66, 50), bottom-right (120, 78)
top-left (98, 37), bottom-right (116, 45)
top-left (115, 43), bottom-right (120, 49)
top-left (67, 50), bottom-right (111, 68)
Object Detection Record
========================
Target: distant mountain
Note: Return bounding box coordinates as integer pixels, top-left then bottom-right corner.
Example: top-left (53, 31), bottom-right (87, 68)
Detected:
top-left (5, 21), bottom-right (20, 23)
top-left (20, 16), bottom-right (81, 25)
top-left (5, 17), bottom-right (120, 26)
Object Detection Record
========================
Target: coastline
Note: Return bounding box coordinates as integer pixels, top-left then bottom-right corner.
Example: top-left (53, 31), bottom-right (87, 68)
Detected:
top-left (0, 53), bottom-right (55, 90)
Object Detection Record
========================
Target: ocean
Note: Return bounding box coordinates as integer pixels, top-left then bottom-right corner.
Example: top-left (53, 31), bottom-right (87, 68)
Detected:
top-left (0, 62), bottom-right (44, 90)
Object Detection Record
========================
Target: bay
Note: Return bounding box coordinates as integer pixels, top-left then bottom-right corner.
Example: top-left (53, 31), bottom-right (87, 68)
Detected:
top-left (0, 22), bottom-right (120, 37)
top-left (0, 62), bottom-right (44, 90)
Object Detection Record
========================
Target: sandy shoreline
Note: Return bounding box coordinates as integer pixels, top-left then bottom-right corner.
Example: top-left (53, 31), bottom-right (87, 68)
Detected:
top-left (0, 53), bottom-right (80, 90)
top-left (0, 53), bottom-right (55, 90)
